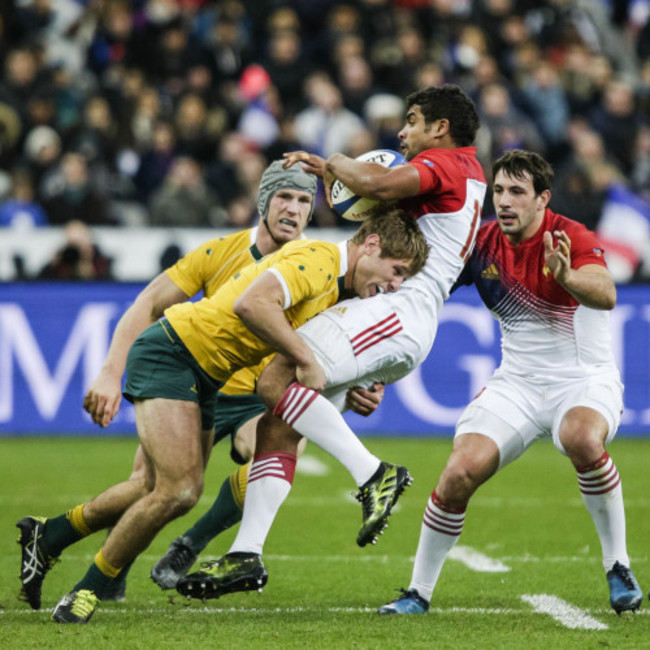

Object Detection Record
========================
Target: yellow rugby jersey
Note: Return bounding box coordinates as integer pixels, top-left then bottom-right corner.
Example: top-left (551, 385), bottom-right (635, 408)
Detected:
top-left (165, 227), bottom-right (263, 298)
top-left (164, 239), bottom-right (348, 383)
top-left (165, 227), bottom-right (267, 396)
top-left (219, 357), bottom-right (271, 395)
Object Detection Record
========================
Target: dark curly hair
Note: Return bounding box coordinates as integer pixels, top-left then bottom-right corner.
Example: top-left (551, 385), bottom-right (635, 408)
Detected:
top-left (406, 84), bottom-right (480, 147)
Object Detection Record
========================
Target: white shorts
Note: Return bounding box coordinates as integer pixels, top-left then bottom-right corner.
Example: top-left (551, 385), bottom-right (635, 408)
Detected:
top-left (455, 370), bottom-right (624, 469)
top-left (297, 292), bottom-right (437, 411)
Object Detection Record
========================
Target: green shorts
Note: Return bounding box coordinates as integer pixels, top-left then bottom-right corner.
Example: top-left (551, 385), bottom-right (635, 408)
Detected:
top-left (124, 320), bottom-right (222, 430)
top-left (213, 392), bottom-right (268, 464)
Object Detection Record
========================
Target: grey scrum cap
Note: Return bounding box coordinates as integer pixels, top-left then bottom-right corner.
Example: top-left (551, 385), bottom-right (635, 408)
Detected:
top-left (257, 160), bottom-right (318, 220)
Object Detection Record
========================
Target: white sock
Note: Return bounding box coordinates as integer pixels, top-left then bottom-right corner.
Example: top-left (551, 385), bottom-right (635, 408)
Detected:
top-left (577, 451), bottom-right (629, 571)
top-left (229, 452), bottom-right (296, 555)
top-left (410, 493), bottom-right (466, 602)
top-left (274, 382), bottom-right (380, 486)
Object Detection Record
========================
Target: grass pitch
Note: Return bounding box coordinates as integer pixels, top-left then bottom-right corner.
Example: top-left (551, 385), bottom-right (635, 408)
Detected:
top-left (1, 435), bottom-right (648, 649)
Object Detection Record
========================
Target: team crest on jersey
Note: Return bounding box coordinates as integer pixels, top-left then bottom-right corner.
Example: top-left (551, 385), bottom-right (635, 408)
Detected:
top-left (481, 264), bottom-right (499, 280)
top-left (592, 248), bottom-right (603, 256)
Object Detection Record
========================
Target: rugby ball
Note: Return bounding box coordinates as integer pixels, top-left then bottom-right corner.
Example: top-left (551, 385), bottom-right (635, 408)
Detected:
top-left (330, 149), bottom-right (406, 221)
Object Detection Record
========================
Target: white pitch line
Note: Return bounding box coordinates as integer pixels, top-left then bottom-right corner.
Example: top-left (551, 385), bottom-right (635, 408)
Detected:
top-left (521, 594), bottom-right (608, 630)
top-left (448, 545), bottom-right (511, 572)
top-left (296, 454), bottom-right (330, 476)
top-left (4, 604), bottom-right (645, 617)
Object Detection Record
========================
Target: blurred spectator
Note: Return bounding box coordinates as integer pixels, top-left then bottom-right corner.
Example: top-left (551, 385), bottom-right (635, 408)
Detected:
top-left (0, 168), bottom-right (48, 228)
top-left (133, 119), bottom-right (177, 202)
top-left (559, 43), bottom-right (602, 116)
top-left (149, 17), bottom-right (210, 98)
top-left (364, 93), bottom-right (403, 150)
top-left (373, 25), bottom-right (430, 96)
top-left (294, 71), bottom-right (366, 157)
top-left (589, 78), bottom-right (645, 174)
top-left (0, 48), bottom-right (42, 116)
top-left (631, 125), bottom-right (650, 203)
top-left (262, 27), bottom-right (309, 115)
top-left (22, 124), bottom-right (63, 195)
top-left (337, 55), bottom-right (377, 116)
top-left (174, 92), bottom-right (222, 164)
top-left (129, 84), bottom-right (165, 152)
top-left (478, 82), bottom-right (545, 159)
top-left (521, 60), bottom-right (570, 153)
top-left (236, 65), bottom-right (281, 149)
top-left (149, 156), bottom-right (224, 227)
top-left (0, 101), bottom-right (22, 168)
top-left (203, 12), bottom-right (251, 85)
top-left (224, 195), bottom-right (256, 228)
top-left (65, 95), bottom-right (119, 170)
top-left (86, 0), bottom-right (148, 76)
top-left (38, 220), bottom-right (113, 280)
top-left (205, 131), bottom-right (249, 206)
top-left (552, 125), bottom-right (625, 231)
top-left (42, 151), bottom-right (114, 226)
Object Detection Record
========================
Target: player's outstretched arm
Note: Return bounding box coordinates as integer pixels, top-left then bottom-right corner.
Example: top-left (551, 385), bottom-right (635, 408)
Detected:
top-left (83, 273), bottom-right (189, 427)
top-left (543, 230), bottom-right (616, 310)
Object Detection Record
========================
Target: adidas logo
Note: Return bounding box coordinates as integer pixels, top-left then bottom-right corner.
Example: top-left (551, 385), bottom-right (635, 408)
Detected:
top-left (481, 264), bottom-right (499, 280)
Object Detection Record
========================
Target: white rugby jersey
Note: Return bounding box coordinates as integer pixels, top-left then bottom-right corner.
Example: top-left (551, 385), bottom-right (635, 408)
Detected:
top-left (318, 146), bottom-right (487, 370)
top-left (454, 208), bottom-right (618, 381)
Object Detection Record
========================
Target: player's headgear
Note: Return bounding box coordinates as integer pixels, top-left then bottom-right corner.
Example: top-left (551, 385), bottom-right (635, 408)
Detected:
top-left (257, 160), bottom-right (318, 223)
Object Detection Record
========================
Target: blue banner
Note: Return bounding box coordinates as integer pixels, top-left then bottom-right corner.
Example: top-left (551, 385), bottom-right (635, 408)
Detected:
top-left (1, 283), bottom-right (649, 436)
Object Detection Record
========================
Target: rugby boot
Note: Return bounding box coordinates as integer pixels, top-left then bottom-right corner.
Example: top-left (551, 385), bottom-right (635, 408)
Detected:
top-left (150, 535), bottom-right (197, 590)
top-left (607, 562), bottom-right (643, 614)
top-left (16, 516), bottom-right (58, 610)
top-left (356, 462), bottom-right (412, 547)
top-left (176, 552), bottom-right (267, 600)
top-left (52, 589), bottom-right (99, 623)
top-left (377, 588), bottom-right (430, 614)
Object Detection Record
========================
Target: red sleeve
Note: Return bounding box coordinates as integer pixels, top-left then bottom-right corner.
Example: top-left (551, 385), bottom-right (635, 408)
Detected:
top-left (408, 156), bottom-right (441, 195)
top-left (564, 221), bottom-right (609, 270)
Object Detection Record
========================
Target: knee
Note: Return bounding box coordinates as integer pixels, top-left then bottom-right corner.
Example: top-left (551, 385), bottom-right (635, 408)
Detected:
top-left (436, 462), bottom-right (483, 506)
top-left (157, 480), bottom-right (203, 519)
top-left (561, 431), bottom-right (605, 468)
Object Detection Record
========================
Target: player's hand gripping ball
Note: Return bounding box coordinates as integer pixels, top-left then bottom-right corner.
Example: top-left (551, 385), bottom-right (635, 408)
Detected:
top-left (330, 149), bottom-right (406, 221)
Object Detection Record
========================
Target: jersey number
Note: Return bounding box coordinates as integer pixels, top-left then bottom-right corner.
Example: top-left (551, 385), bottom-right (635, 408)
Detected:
top-left (460, 200), bottom-right (481, 263)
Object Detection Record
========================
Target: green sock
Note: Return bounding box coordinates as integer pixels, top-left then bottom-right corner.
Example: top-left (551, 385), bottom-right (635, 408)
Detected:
top-left (184, 476), bottom-right (243, 552)
top-left (103, 560), bottom-right (132, 599)
top-left (73, 563), bottom-right (117, 600)
top-left (43, 514), bottom-right (84, 557)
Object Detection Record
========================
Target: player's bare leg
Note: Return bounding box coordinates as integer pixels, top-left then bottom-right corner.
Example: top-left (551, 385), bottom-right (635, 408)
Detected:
top-left (379, 433), bottom-right (499, 614)
top-left (559, 407), bottom-right (642, 614)
top-left (53, 398), bottom-right (212, 623)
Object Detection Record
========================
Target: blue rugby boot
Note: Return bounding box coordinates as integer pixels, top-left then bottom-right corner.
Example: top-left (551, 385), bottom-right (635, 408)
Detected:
top-left (607, 562), bottom-right (642, 614)
top-left (377, 588), bottom-right (429, 615)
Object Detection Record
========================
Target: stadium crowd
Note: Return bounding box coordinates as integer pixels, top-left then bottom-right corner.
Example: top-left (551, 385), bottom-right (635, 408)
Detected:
top-left (3, 0), bottom-right (650, 279)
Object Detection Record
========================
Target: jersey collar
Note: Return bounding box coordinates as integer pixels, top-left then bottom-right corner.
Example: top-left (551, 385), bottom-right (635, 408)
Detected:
top-left (336, 239), bottom-right (354, 301)
top-left (248, 227), bottom-right (264, 260)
